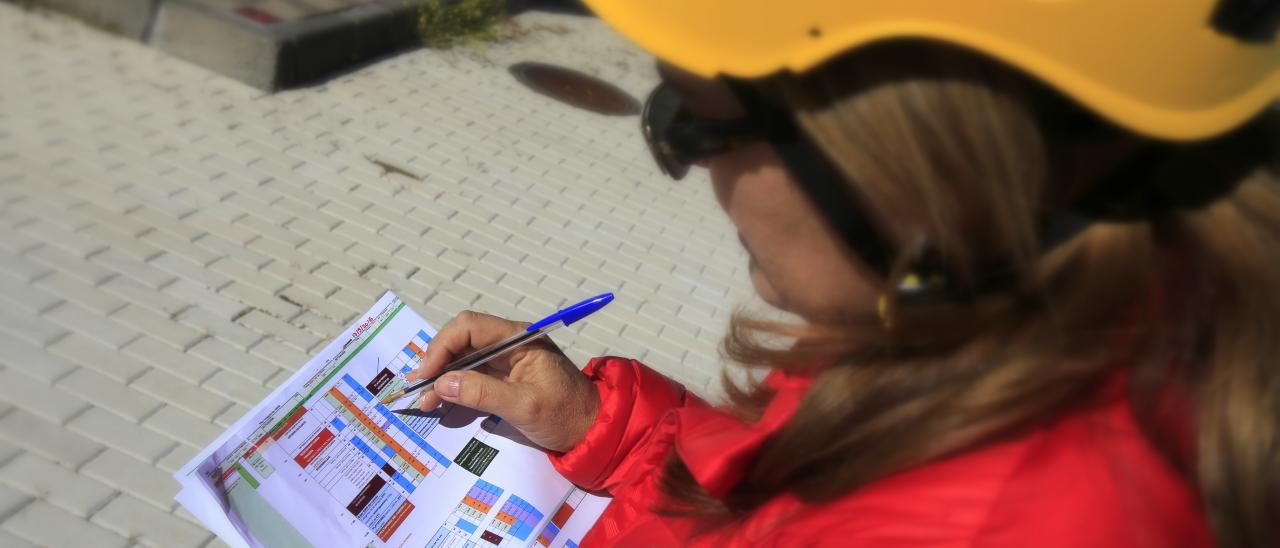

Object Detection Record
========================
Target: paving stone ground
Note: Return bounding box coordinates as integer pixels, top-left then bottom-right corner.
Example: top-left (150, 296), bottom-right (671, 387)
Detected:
top-left (0, 4), bottom-right (756, 546)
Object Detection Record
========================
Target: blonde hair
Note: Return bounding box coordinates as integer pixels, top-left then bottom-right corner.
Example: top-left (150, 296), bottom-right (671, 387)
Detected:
top-left (660, 43), bottom-right (1280, 548)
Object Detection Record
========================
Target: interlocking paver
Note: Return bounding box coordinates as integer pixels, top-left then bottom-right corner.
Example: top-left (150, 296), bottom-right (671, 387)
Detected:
top-left (218, 282), bottom-right (300, 320)
top-left (43, 301), bottom-right (139, 350)
top-left (100, 276), bottom-right (189, 318)
top-left (110, 304), bottom-right (205, 351)
top-left (67, 408), bottom-right (177, 465)
top-left (173, 307), bottom-right (263, 351)
top-left (81, 449), bottom-right (181, 513)
top-left (89, 248), bottom-right (173, 289)
top-left (202, 369), bottom-right (270, 407)
top-left (57, 368), bottom-right (163, 422)
top-left (90, 492), bottom-right (211, 548)
top-left (188, 337), bottom-right (279, 384)
top-left (0, 367), bottom-right (88, 425)
top-left (0, 331), bottom-right (78, 384)
top-left (3, 500), bottom-right (129, 548)
top-left (132, 368), bottom-right (231, 421)
top-left (24, 245), bottom-right (114, 286)
top-left (149, 253), bottom-right (232, 291)
top-left (0, 271), bottom-right (62, 314)
top-left (122, 335), bottom-right (220, 384)
top-left (0, 248), bottom-right (50, 282)
top-left (156, 444), bottom-right (199, 475)
top-left (0, 452), bottom-right (116, 518)
top-left (0, 410), bottom-right (104, 469)
top-left (161, 275), bottom-right (244, 316)
top-left (0, 4), bottom-right (754, 543)
top-left (213, 402), bottom-right (251, 429)
top-left (0, 483), bottom-right (29, 525)
top-left (143, 405), bottom-right (222, 450)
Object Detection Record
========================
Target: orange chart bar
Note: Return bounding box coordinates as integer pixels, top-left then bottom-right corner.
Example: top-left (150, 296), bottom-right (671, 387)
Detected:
top-left (377, 500), bottom-right (416, 541)
top-left (328, 386), bottom-right (431, 477)
top-left (405, 341), bottom-right (427, 361)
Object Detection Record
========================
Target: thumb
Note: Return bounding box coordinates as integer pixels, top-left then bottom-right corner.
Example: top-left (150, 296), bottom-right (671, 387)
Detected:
top-left (434, 371), bottom-right (529, 421)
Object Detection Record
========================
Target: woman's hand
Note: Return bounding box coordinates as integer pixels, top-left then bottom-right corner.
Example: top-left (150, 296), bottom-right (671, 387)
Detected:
top-left (407, 311), bottom-right (599, 452)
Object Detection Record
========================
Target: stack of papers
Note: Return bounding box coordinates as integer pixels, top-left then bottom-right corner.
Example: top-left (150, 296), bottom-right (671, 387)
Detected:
top-left (176, 292), bottom-right (609, 548)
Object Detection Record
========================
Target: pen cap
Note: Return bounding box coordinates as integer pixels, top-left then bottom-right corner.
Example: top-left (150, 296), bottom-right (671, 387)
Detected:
top-left (526, 293), bottom-right (614, 332)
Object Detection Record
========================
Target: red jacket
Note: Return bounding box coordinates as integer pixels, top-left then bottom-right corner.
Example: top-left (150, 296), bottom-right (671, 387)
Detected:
top-left (549, 357), bottom-right (1213, 547)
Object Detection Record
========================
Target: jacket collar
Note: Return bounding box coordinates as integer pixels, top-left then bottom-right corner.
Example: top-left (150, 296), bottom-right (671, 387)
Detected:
top-left (672, 371), bottom-right (814, 498)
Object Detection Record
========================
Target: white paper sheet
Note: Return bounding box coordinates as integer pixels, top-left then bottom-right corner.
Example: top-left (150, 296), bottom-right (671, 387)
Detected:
top-left (175, 292), bottom-right (610, 548)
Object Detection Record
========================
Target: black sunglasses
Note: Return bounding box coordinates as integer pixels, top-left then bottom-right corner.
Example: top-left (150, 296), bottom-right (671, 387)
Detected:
top-left (641, 80), bottom-right (901, 281)
top-left (641, 82), bottom-right (770, 180)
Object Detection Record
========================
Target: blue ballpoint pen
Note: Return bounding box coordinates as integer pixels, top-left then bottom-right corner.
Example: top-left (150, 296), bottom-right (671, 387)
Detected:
top-left (382, 293), bottom-right (614, 411)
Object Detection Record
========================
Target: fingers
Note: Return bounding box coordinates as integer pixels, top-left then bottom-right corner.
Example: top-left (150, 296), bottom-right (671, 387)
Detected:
top-left (408, 311), bottom-right (526, 382)
top-left (414, 363), bottom-right (500, 411)
top-left (432, 371), bottom-right (533, 423)
top-left (416, 388), bottom-right (442, 411)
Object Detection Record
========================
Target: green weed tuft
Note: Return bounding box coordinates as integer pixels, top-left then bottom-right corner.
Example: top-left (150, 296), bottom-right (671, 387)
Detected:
top-left (416, 0), bottom-right (508, 49)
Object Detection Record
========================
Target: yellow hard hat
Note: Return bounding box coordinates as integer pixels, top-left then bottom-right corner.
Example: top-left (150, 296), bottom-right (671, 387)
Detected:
top-left (583, 0), bottom-right (1280, 141)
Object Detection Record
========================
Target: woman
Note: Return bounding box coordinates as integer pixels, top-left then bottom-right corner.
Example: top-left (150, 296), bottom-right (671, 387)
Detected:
top-left (409, 1), bottom-right (1280, 546)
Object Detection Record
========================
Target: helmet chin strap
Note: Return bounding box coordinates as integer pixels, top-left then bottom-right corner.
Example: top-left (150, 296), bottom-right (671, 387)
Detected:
top-left (1066, 110), bottom-right (1278, 223)
top-left (728, 80), bottom-right (1278, 305)
top-left (1211, 0), bottom-right (1280, 42)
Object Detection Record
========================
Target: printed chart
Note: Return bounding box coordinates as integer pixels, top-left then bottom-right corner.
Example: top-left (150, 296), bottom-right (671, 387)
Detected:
top-left (536, 488), bottom-right (586, 547)
top-left (177, 293), bottom-right (612, 548)
top-left (484, 494), bottom-right (545, 545)
top-left (427, 478), bottom-right (504, 548)
top-left (534, 488), bottom-right (612, 548)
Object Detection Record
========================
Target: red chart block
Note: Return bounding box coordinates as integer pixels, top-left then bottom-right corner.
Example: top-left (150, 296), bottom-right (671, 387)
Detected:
top-left (551, 502), bottom-right (575, 528)
top-left (273, 406), bottom-right (308, 440)
top-left (294, 428), bottom-right (335, 469)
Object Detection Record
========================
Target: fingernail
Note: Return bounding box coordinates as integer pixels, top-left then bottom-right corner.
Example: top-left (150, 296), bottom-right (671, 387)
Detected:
top-left (436, 375), bottom-right (460, 398)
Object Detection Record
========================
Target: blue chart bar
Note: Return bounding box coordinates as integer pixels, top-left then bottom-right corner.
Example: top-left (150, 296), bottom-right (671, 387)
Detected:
top-left (499, 496), bottom-right (545, 541)
top-left (342, 374), bottom-right (375, 402)
top-left (402, 346), bottom-right (416, 359)
top-left (351, 437), bottom-right (417, 493)
top-left (381, 445), bottom-right (397, 459)
top-left (373, 405), bottom-right (451, 468)
top-left (391, 472), bottom-right (416, 494)
top-left (418, 329), bottom-right (432, 343)
top-left (427, 528), bottom-right (449, 548)
top-left (354, 481), bottom-right (407, 533)
top-left (351, 436), bottom-right (387, 469)
top-left (331, 418), bottom-right (346, 431)
top-left (566, 541), bottom-right (579, 548)
top-left (456, 518), bottom-right (478, 534)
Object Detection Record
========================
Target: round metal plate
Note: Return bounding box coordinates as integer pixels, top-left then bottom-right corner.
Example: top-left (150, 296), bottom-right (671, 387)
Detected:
top-left (509, 62), bottom-right (640, 116)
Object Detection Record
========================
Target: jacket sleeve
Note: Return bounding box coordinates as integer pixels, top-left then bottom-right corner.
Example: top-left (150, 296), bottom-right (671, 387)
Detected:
top-left (548, 356), bottom-right (705, 492)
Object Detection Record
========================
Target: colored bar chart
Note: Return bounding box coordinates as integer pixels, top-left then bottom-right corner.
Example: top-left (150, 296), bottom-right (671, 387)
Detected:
top-left (457, 479), bottom-right (502, 536)
top-left (345, 474), bottom-right (415, 541)
top-left (428, 479), bottom-right (505, 547)
top-left (536, 488), bottom-right (585, 546)
top-left (402, 329), bottom-right (432, 363)
top-left (487, 495), bottom-right (545, 542)
top-left (326, 384), bottom-right (432, 478)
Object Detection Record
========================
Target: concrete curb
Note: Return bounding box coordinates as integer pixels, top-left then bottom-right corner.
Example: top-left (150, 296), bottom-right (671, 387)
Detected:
top-left (149, 0), bottom-right (422, 91)
top-left (14, 0), bottom-right (427, 91)
top-left (11, 0), bottom-right (587, 92)
top-left (13, 0), bottom-right (159, 39)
